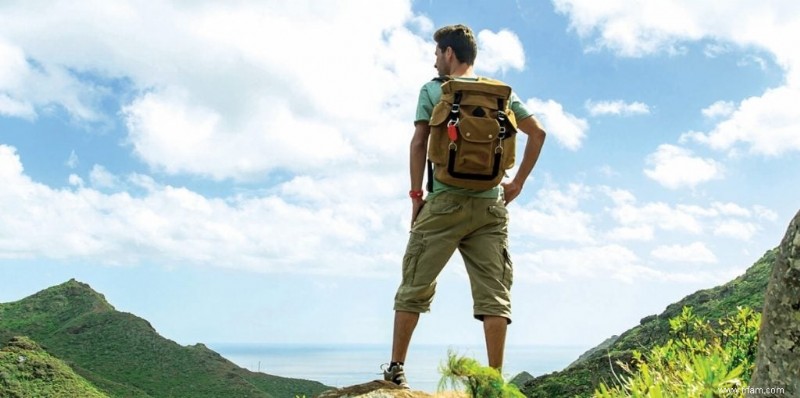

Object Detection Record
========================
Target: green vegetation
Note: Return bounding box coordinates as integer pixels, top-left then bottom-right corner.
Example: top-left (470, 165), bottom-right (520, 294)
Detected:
top-left (439, 350), bottom-right (525, 398)
top-left (0, 279), bottom-right (330, 398)
top-left (0, 336), bottom-right (108, 398)
top-left (594, 306), bottom-right (760, 397)
top-left (519, 248), bottom-right (776, 398)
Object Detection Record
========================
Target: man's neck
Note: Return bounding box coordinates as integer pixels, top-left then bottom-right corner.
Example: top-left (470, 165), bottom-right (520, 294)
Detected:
top-left (448, 64), bottom-right (475, 78)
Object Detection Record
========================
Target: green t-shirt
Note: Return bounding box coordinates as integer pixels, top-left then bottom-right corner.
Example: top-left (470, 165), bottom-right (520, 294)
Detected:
top-left (415, 77), bottom-right (532, 199)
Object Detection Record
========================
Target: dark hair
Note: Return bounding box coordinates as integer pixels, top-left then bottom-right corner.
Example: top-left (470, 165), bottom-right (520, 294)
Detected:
top-left (433, 24), bottom-right (477, 65)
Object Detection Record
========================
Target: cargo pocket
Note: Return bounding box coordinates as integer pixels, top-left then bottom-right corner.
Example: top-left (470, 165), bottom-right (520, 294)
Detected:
top-left (402, 231), bottom-right (425, 284)
top-left (502, 246), bottom-right (513, 288)
top-left (488, 205), bottom-right (509, 227)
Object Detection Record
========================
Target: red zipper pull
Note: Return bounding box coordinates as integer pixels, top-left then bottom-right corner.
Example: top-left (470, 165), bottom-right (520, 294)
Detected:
top-left (447, 120), bottom-right (458, 141)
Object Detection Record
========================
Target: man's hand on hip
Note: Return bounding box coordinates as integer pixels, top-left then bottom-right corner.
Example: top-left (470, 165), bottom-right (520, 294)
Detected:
top-left (501, 180), bottom-right (523, 205)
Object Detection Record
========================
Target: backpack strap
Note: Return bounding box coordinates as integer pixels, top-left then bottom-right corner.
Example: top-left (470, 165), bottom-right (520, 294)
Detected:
top-left (426, 159), bottom-right (434, 193)
top-left (427, 76), bottom-right (454, 193)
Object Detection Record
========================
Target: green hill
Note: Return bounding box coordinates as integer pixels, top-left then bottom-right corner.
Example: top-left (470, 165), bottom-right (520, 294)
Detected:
top-left (0, 335), bottom-right (109, 398)
top-left (0, 279), bottom-right (330, 398)
top-left (518, 248), bottom-right (777, 398)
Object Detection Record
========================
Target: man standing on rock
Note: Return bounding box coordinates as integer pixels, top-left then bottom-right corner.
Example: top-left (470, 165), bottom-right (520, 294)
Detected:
top-left (385, 24), bottom-right (547, 388)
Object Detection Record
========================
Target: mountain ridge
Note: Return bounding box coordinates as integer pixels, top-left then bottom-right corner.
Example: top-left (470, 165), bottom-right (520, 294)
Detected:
top-left (518, 247), bottom-right (777, 397)
top-left (0, 279), bottom-right (330, 398)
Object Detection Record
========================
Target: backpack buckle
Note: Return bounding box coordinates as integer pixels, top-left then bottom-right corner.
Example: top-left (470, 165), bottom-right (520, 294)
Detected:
top-left (498, 126), bottom-right (507, 139)
top-left (450, 103), bottom-right (460, 114)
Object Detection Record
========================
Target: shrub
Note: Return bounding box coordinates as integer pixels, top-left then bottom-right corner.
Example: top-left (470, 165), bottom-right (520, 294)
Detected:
top-left (594, 306), bottom-right (760, 398)
top-left (438, 350), bottom-right (524, 398)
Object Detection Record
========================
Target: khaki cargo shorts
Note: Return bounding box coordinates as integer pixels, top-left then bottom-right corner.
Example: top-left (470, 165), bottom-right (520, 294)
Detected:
top-left (393, 192), bottom-right (513, 323)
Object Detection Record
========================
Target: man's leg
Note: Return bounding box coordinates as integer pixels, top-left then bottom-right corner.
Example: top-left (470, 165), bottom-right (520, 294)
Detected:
top-left (483, 315), bottom-right (508, 369)
top-left (391, 310), bottom-right (420, 363)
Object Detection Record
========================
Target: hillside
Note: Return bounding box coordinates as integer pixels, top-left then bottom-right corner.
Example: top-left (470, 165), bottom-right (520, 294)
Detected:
top-left (0, 279), bottom-right (330, 398)
top-left (0, 335), bottom-right (108, 398)
top-left (518, 248), bottom-right (777, 398)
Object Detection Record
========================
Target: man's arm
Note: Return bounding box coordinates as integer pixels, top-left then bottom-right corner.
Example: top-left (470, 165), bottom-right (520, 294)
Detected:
top-left (409, 121), bottom-right (430, 225)
top-left (501, 116), bottom-right (546, 204)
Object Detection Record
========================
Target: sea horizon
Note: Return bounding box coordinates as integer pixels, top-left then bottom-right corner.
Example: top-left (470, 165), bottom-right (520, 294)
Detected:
top-left (211, 343), bottom-right (589, 393)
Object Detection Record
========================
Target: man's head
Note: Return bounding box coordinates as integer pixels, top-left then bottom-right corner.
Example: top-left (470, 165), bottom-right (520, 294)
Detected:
top-left (433, 24), bottom-right (477, 76)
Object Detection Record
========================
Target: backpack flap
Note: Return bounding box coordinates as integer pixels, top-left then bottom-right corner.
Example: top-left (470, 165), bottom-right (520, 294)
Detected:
top-left (451, 115), bottom-right (502, 174)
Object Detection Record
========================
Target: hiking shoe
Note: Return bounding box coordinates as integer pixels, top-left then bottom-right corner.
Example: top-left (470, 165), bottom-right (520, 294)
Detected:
top-left (382, 363), bottom-right (410, 389)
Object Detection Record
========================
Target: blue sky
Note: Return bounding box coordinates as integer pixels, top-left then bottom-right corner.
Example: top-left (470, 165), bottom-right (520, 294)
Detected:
top-left (2, 0), bottom-right (799, 366)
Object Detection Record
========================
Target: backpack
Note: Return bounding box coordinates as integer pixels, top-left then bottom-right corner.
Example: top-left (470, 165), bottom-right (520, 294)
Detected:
top-left (427, 76), bottom-right (518, 191)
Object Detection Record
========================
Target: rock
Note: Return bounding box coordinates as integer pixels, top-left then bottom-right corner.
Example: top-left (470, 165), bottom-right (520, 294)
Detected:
top-left (748, 209), bottom-right (800, 397)
top-left (315, 380), bottom-right (466, 398)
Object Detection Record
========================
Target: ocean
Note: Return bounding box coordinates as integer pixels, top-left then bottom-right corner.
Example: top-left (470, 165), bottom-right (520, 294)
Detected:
top-left (211, 343), bottom-right (588, 393)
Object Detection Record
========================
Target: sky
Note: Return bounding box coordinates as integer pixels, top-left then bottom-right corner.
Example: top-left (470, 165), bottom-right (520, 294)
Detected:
top-left (1, 0), bottom-right (799, 369)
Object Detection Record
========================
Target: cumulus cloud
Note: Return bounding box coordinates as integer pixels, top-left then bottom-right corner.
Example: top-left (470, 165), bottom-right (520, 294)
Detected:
top-left (89, 165), bottom-right (123, 190)
top-left (701, 100), bottom-right (735, 119)
top-left (0, 1), bottom-right (438, 181)
top-left (511, 184), bottom-right (596, 244)
top-left (644, 144), bottom-right (723, 189)
top-left (525, 98), bottom-right (588, 150)
top-left (65, 150), bottom-right (79, 169)
top-left (585, 99), bottom-right (650, 116)
top-left (600, 186), bottom-right (774, 244)
top-left (606, 225), bottom-right (654, 242)
top-left (0, 144), bottom-right (408, 274)
top-left (651, 242), bottom-right (718, 264)
top-left (552, 0), bottom-right (800, 157)
top-left (515, 244), bottom-right (652, 283)
top-left (682, 87), bottom-right (800, 156)
top-left (0, 38), bottom-right (104, 122)
top-left (714, 220), bottom-right (758, 240)
top-left (475, 29), bottom-right (526, 74)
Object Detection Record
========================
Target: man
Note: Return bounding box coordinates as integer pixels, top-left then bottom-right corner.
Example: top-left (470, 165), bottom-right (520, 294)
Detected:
top-left (384, 24), bottom-right (546, 388)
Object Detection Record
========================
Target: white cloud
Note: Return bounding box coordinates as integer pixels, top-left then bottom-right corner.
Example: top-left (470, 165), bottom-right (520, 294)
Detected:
top-left (682, 86), bottom-right (800, 156)
top-left (0, 38), bottom-right (104, 122)
top-left (67, 174), bottom-right (84, 187)
top-left (753, 205), bottom-right (778, 222)
top-left (701, 100), bottom-right (735, 119)
top-left (511, 184), bottom-right (596, 244)
top-left (644, 144), bottom-right (723, 189)
top-left (0, 144), bottom-right (408, 274)
top-left (712, 202), bottom-right (751, 218)
top-left (89, 165), bottom-right (122, 190)
top-left (585, 99), bottom-right (650, 116)
top-left (0, 93), bottom-right (34, 119)
top-left (65, 150), bottom-right (79, 169)
top-left (598, 165), bottom-right (619, 177)
top-left (475, 29), bottom-right (526, 74)
top-left (606, 225), bottom-right (654, 242)
top-left (610, 200), bottom-right (705, 235)
top-left (651, 242), bottom-right (718, 264)
top-left (601, 186), bottom-right (777, 244)
top-left (0, 0), bottom-right (433, 180)
top-left (515, 245), bottom-right (653, 283)
top-left (714, 220), bottom-right (758, 240)
top-left (553, 0), bottom-right (800, 157)
top-left (525, 98), bottom-right (588, 150)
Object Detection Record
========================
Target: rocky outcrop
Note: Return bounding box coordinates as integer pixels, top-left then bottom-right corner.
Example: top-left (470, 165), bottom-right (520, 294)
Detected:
top-left (315, 380), bottom-right (466, 398)
top-left (748, 210), bottom-right (800, 397)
